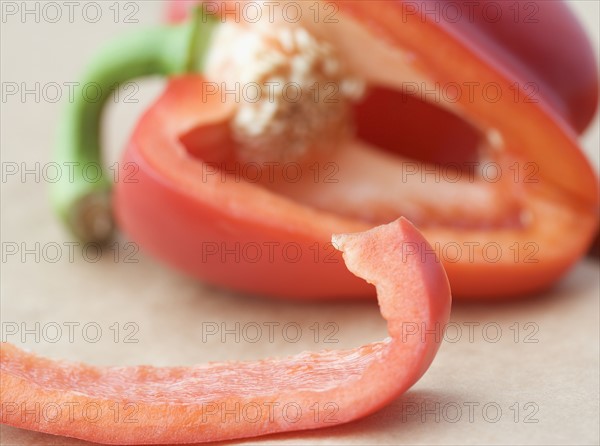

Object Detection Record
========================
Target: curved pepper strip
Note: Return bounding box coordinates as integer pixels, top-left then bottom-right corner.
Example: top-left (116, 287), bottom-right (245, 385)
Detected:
top-left (0, 218), bottom-right (451, 444)
top-left (56, 1), bottom-right (598, 299)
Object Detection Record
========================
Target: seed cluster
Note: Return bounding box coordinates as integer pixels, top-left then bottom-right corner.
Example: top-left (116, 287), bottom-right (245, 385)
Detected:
top-left (207, 24), bottom-right (365, 162)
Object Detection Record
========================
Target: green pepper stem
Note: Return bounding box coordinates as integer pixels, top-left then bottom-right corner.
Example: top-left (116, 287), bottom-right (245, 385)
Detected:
top-left (53, 8), bottom-right (218, 243)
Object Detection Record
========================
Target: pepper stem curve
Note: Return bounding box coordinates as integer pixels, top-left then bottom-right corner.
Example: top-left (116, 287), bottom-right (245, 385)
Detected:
top-left (53, 7), bottom-right (218, 243)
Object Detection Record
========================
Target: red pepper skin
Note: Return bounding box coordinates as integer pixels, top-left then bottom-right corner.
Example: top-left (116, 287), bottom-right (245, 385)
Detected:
top-left (424, 0), bottom-right (598, 134)
top-left (165, 0), bottom-right (598, 134)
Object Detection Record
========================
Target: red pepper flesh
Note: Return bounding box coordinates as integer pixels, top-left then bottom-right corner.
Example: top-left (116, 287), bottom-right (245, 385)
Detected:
top-left (0, 218), bottom-right (451, 444)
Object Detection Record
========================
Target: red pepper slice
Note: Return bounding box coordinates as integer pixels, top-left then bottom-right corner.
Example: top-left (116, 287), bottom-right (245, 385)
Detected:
top-left (0, 218), bottom-right (451, 444)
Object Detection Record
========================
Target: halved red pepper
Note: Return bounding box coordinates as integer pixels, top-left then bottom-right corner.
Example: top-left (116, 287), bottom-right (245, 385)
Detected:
top-left (1, 218), bottom-right (452, 444)
top-left (54, 1), bottom-right (598, 299)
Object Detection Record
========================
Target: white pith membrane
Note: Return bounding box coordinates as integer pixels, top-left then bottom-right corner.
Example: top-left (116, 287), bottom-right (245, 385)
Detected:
top-left (204, 13), bottom-right (522, 229)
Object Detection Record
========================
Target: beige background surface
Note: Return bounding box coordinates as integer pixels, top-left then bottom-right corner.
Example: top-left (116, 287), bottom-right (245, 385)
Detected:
top-left (1, 1), bottom-right (599, 445)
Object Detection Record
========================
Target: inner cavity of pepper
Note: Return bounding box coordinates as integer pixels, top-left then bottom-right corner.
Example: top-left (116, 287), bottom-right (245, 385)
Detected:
top-left (182, 20), bottom-right (522, 229)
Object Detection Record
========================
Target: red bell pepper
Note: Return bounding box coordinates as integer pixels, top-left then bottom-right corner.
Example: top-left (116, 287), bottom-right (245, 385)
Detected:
top-left (54, 1), bottom-right (598, 299)
top-left (0, 218), bottom-right (452, 444)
